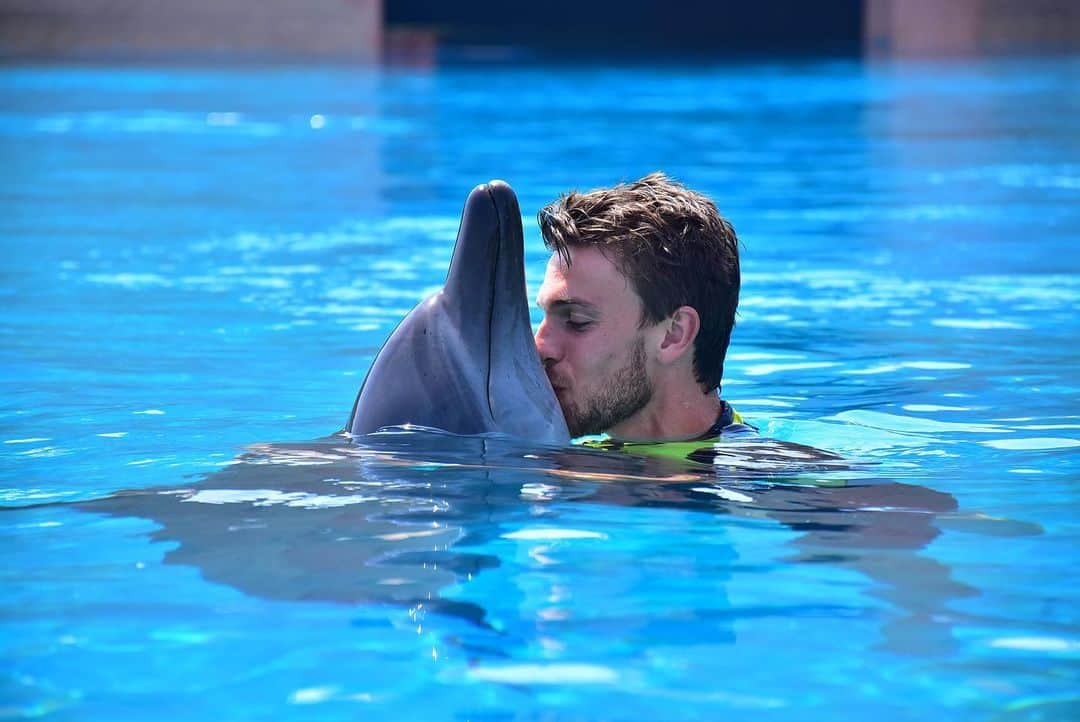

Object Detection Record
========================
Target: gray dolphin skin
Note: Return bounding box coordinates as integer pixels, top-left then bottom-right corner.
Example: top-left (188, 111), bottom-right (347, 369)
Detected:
top-left (347, 180), bottom-right (570, 444)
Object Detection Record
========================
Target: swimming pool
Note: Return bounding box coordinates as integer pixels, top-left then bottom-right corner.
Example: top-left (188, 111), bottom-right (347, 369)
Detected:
top-left (1, 58), bottom-right (1077, 720)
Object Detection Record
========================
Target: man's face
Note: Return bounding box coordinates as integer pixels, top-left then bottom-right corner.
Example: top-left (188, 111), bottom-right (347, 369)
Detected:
top-left (535, 246), bottom-right (656, 437)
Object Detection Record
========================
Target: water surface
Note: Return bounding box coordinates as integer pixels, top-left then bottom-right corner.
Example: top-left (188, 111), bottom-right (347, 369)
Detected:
top-left (1, 59), bottom-right (1078, 720)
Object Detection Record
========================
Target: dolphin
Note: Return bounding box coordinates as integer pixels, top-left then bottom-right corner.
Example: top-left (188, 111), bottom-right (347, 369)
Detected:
top-left (346, 180), bottom-right (570, 444)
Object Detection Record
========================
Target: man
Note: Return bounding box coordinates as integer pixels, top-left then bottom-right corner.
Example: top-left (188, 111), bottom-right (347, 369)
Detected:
top-left (534, 172), bottom-right (748, 443)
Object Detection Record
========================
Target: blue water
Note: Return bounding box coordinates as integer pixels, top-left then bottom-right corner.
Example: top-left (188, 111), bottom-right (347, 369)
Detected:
top-left (2, 59), bottom-right (1078, 720)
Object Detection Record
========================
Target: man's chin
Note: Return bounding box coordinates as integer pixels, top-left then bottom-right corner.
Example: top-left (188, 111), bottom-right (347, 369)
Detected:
top-left (551, 391), bottom-right (602, 438)
top-left (564, 411), bottom-right (595, 439)
top-left (554, 398), bottom-right (582, 438)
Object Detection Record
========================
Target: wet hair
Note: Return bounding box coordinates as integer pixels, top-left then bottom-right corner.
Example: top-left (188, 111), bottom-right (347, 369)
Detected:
top-left (538, 172), bottom-right (740, 392)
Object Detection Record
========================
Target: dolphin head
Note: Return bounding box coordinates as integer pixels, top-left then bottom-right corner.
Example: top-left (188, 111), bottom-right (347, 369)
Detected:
top-left (347, 181), bottom-right (570, 444)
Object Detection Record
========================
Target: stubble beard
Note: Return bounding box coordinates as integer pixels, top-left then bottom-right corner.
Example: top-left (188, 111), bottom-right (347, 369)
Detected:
top-left (563, 337), bottom-right (653, 438)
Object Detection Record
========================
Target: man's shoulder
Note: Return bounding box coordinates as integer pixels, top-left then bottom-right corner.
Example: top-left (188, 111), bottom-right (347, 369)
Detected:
top-left (577, 404), bottom-right (851, 483)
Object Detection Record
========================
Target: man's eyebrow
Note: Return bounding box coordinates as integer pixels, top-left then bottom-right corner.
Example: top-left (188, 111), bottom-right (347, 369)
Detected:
top-left (538, 298), bottom-right (600, 313)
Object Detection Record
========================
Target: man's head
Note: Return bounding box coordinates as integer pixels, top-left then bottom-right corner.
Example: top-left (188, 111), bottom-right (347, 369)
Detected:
top-left (534, 172), bottom-right (740, 438)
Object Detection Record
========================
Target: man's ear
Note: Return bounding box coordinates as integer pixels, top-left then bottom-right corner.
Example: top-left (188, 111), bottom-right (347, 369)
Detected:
top-left (657, 306), bottom-right (700, 365)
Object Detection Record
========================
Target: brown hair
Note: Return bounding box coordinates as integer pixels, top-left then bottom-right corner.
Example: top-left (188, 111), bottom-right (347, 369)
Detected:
top-left (538, 172), bottom-right (740, 392)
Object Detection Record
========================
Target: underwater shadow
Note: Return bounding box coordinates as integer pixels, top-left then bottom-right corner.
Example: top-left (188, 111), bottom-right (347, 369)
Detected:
top-left (66, 429), bottom-right (1030, 656)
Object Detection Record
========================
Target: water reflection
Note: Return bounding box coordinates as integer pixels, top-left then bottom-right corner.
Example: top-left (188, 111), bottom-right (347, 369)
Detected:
top-left (74, 430), bottom-right (997, 656)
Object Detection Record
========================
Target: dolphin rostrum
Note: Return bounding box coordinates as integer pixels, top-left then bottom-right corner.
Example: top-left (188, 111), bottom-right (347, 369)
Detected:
top-left (347, 180), bottom-right (570, 444)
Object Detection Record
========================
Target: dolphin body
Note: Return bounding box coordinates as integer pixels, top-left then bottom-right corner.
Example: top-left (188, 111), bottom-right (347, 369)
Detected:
top-left (347, 181), bottom-right (570, 444)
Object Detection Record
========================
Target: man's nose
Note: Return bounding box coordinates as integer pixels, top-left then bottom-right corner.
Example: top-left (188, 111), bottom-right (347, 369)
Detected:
top-left (534, 318), bottom-right (559, 366)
